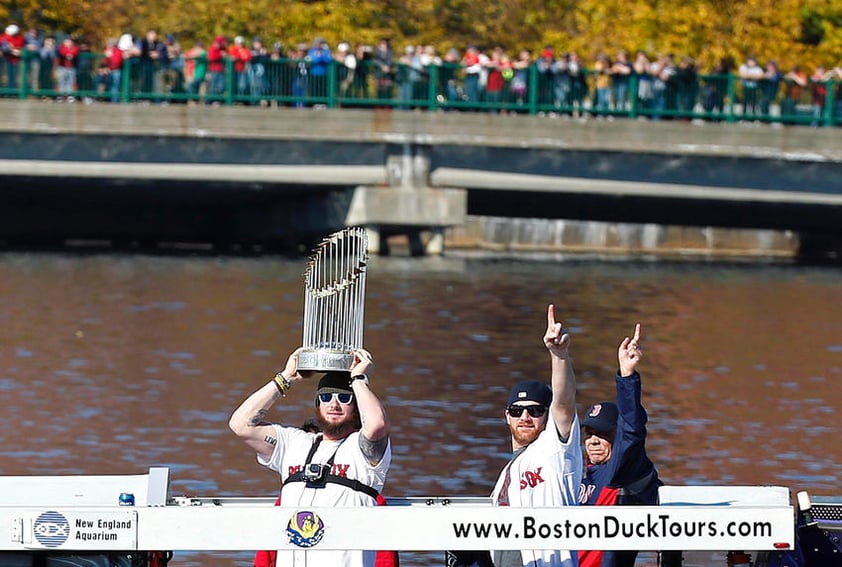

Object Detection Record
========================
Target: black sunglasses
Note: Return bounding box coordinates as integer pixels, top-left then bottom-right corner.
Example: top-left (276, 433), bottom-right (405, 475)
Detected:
top-left (507, 405), bottom-right (547, 418)
top-left (318, 392), bottom-right (354, 405)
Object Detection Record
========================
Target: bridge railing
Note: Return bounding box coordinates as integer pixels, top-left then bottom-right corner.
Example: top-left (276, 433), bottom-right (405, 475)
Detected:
top-left (1, 51), bottom-right (839, 127)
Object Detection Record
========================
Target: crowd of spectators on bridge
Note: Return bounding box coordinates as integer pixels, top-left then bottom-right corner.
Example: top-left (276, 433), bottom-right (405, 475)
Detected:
top-left (3, 22), bottom-right (842, 124)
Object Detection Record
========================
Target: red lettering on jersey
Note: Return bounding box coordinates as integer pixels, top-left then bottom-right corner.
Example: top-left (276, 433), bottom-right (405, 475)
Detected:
top-left (578, 483), bottom-right (619, 505)
top-left (288, 465), bottom-right (301, 476)
top-left (519, 467), bottom-right (545, 489)
top-left (332, 464), bottom-right (350, 478)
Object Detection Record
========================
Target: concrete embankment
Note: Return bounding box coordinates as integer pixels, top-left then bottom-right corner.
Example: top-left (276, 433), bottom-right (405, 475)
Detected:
top-left (444, 217), bottom-right (799, 260)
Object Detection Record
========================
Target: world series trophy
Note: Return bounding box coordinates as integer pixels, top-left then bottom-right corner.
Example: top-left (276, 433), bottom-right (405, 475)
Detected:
top-left (296, 227), bottom-right (369, 372)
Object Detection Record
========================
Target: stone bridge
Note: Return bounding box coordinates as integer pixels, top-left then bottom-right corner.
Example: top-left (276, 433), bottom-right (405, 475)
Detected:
top-left (1, 100), bottom-right (840, 259)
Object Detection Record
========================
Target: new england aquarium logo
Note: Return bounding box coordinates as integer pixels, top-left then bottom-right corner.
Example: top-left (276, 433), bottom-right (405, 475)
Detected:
top-left (287, 510), bottom-right (325, 548)
top-left (33, 511), bottom-right (70, 547)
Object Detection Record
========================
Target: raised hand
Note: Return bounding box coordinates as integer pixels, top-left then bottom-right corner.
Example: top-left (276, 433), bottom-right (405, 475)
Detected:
top-left (350, 348), bottom-right (374, 378)
top-left (281, 347), bottom-right (314, 382)
top-left (618, 323), bottom-right (642, 377)
top-left (543, 304), bottom-right (571, 358)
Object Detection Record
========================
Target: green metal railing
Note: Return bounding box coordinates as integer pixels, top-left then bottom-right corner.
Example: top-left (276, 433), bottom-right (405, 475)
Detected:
top-left (0, 50), bottom-right (838, 126)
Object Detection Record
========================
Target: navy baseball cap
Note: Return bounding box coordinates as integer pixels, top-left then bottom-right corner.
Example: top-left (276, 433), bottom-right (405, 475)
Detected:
top-left (583, 402), bottom-right (618, 432)
top-left (507, 380), bottom-right (552, 407)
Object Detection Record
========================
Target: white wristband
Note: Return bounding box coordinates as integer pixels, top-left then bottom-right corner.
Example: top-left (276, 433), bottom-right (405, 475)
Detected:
top-left (351, 374), bottom-right (369, 386)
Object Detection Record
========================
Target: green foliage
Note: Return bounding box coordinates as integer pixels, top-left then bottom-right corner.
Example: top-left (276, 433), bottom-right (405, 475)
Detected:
top-left (5, 0), bottom-right (841, 71)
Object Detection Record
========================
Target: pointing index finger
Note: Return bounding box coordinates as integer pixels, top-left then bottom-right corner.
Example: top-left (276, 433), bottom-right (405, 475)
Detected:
top-left (547, 303), bottom-right (556, 327)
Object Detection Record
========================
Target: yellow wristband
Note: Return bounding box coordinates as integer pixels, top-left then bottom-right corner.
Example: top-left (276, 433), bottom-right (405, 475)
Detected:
top-left (273, 372), bottom-right (290, 396)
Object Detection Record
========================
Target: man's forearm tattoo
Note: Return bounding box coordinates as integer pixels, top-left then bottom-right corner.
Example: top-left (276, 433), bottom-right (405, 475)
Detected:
top-left (248, 409), bottom-right (268, 427)
top-left (264, 434), bottom-right (277, 447)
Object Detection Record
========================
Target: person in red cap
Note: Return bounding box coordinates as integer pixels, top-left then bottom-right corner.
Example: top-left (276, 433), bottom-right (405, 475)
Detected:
top-left (536, 46), bottom-right (556, 106)
top-left (578, 323), bottom-right (662, 567)
top-left (207, 35), bottom-right (227, 98)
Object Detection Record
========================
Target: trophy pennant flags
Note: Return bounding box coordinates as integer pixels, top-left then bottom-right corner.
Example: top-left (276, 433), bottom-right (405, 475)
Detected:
top-left (297, 227), bottom-right (368, 372)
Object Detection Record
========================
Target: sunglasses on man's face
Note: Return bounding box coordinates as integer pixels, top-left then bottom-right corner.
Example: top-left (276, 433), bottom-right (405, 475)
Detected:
top-left (318, 392), bottom-right (354, 405)
top-left (507, 405), bottom-right (547, 418)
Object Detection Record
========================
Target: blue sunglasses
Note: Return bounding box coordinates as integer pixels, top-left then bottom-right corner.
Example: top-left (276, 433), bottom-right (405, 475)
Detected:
top-left (318, 392), bottom-right (354, 405)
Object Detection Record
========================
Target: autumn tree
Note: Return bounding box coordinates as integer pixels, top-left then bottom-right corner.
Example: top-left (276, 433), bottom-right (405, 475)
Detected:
top-left (2, 0), bottom-right (841, 71)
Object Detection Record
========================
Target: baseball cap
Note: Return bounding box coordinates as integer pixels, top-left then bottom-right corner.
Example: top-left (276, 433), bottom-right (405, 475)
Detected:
top-left (317, 371), bottom-right (353, 395)
top-left (315, 371), bottom-right (354, 407)
top-left (583, 402), bottom-right (618, 432)
top-left (507, 380), bottom-right (552, 407)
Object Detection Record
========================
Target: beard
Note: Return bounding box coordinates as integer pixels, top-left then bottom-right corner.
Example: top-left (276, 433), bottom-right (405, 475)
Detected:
top-left (316, 409), bottom-right (360, 438)
top-left (510, 422), bottom-right (542, 447)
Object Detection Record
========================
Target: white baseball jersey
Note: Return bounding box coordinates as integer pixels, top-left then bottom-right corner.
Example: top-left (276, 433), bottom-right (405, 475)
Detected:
top-left (490, 413), bottom-right (582, 567)
top-left (258, 424), bottom-right (392, 567)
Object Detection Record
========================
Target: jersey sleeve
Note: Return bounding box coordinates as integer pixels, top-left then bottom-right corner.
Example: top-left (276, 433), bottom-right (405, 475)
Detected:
top-left (256, 424), bottom-right (312, 476)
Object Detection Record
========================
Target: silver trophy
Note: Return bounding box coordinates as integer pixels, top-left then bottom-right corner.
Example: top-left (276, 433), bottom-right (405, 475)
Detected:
top-left (297, 227), bottom-right (369, 372)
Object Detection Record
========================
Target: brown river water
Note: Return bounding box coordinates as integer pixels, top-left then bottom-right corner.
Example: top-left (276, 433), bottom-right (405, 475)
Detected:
top-left (0, 252), bottom-right (840, 566)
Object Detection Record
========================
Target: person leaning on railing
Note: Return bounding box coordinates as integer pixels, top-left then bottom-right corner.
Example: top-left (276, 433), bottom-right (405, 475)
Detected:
top-left (6, 32), bottom-right (842, 127)
top-left (183, 40), bottom-right (207, 99)
top-left (207, 35), bottom-right (226, 98)
top-left (1, 25), bottom-right (25, 89)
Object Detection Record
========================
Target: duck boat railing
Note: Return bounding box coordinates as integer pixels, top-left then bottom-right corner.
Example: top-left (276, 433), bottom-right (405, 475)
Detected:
top-left (1, 467), bottom-right (839, 565)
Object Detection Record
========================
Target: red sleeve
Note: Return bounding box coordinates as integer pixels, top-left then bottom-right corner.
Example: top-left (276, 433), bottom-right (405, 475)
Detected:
top-left (253, 497), bottom-right (282, 567)
top-left (375, 495), bottom-right (399, 567)
top-left (578, 549), bottom-right (601, 567)
top-left (593, 486), bottom-right (620, 506)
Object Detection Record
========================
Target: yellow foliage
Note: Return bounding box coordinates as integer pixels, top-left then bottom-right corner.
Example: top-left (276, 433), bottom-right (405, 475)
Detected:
top-left (4, 0), bottom-right (841, 71)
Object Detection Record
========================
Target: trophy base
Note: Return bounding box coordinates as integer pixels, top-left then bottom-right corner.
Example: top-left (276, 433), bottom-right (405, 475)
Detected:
top-left (297, 349), bottom-right (354, 372)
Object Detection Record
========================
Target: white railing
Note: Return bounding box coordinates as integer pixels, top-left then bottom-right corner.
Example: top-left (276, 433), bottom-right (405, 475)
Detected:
top-left (0, 469), bottom-right (795, 554)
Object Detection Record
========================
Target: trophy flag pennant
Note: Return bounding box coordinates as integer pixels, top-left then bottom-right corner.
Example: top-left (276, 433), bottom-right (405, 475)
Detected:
top-left (297, 227), bottom-right (369, 372)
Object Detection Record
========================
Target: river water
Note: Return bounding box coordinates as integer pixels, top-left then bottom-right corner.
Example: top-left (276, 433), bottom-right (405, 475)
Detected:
top-left (0, 251), bottom-right (840, 566)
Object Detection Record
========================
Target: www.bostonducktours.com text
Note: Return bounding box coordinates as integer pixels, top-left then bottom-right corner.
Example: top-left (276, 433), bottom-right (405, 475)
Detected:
top-left (452, 514), bottom-right (774, 541)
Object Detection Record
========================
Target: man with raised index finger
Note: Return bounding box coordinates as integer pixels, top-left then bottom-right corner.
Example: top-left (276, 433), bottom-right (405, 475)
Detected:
top-left (490, 303), bottom-right (583, 567)
top-left (578, 323), bottom-right (662, 567)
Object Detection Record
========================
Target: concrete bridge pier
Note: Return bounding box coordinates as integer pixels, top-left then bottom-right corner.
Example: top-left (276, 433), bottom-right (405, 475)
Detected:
top-left (345, 143), bottom-right (466, 256)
